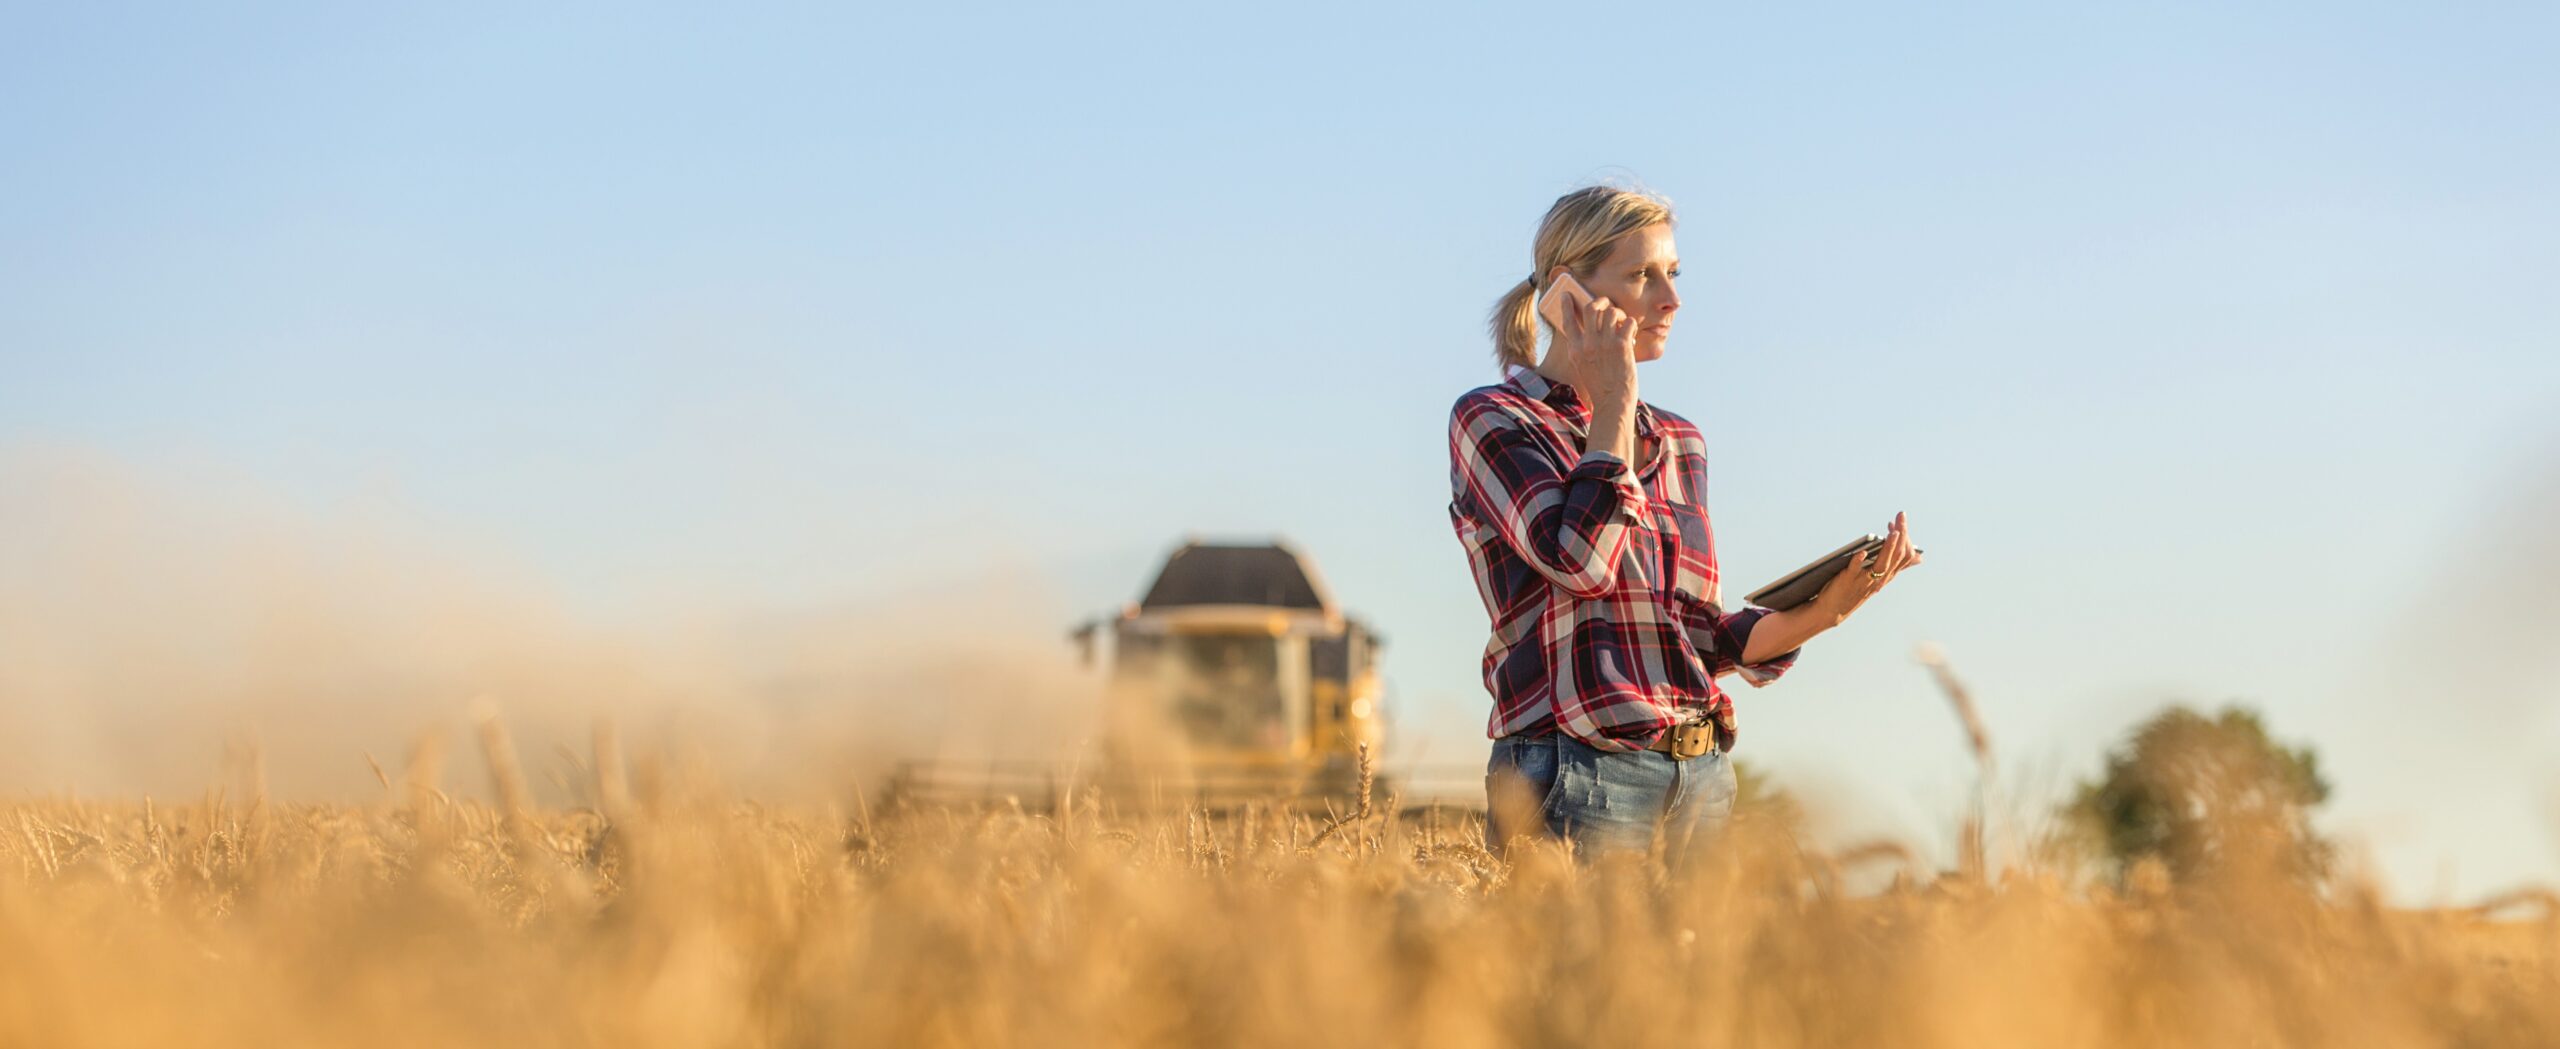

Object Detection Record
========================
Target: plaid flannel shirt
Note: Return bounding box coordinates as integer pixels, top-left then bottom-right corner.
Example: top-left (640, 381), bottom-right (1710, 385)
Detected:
top-left (1447, 363), bottom-right (1801, 754)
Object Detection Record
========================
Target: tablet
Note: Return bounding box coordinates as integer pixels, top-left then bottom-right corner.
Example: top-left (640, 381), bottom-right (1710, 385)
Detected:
top-left (1744, 534), bottom-right (1922, 611)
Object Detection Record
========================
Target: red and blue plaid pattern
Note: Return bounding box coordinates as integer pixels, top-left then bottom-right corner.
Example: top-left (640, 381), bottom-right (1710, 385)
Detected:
top-left (1448, 363), bottom-right (1801, 753)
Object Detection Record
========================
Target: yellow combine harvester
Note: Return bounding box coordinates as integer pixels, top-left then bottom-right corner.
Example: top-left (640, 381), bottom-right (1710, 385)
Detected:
top-left (885, 538), bottom-right (1404, 811)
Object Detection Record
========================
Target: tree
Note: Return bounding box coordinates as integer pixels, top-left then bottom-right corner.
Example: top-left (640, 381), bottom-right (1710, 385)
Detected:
top-left (1731, 757), bottom-right (1805, 833)
top-left (2067, 704), bottom-right (2333, 886)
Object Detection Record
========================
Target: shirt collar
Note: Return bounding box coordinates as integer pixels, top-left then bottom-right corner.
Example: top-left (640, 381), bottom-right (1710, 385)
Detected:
top-left (1502, 362), bottom-right (1658, 435)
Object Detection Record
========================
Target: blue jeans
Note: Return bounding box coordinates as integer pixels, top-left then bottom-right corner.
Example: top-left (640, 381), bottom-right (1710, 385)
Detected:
top-left (1483, 734), bottom-right (1739, 861)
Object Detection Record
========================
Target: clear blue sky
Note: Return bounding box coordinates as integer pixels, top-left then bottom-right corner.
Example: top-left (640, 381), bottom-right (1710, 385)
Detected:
top-left (5, 2), bottom-right (2557, 901)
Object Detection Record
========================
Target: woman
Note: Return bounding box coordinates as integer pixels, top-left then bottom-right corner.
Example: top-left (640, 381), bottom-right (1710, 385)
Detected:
top-left (1447, 184), bottom-right (1920, 861)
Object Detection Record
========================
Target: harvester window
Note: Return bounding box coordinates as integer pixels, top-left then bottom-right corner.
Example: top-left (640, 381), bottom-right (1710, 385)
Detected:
top-left (1164, 634), bottom-right (1288, 750)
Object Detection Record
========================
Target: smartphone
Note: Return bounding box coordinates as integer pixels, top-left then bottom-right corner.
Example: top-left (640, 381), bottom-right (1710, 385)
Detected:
top-left (1537, 269), bottom-right (1594, 332)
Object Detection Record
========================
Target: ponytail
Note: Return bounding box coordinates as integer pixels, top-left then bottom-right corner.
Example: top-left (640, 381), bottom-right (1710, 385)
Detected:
top-left (1488, 275), bottom-right (1541, 371)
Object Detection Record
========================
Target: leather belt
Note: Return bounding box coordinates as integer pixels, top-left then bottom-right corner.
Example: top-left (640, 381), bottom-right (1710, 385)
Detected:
top-left (1648, 719), bottom-right (1720, 761)
top-left (1502, 723), bottom-right (1727, 760)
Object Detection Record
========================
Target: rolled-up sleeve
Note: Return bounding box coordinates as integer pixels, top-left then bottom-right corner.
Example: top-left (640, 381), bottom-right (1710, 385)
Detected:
top-left (1675, 600), bottom-right (1800, 687)
top-left (1448, 397), bottom-right (1646, 599)
top-left (1717, 605), bottom-right (1801, 686)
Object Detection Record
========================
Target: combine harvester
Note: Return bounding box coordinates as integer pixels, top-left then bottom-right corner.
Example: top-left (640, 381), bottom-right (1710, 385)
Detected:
top-left (884, 538), bottom-right (1478, 813)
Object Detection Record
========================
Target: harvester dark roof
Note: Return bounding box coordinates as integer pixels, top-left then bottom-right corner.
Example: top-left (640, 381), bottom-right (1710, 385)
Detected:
top-left (1137, 541), bottom-right (1331, 612)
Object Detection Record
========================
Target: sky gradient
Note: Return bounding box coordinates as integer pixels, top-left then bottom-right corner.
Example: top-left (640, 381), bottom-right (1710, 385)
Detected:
top-left (5, 2), bottom-right (2557, 901)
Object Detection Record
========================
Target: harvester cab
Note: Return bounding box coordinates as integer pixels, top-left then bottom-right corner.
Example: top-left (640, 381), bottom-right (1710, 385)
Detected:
top-left (1078, 538), bottom-right (1386, 783)
top-left (886, 537), bottom-right (1393, 810)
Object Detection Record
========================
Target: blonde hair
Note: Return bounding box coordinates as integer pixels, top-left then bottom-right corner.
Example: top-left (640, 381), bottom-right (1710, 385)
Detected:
top-left (1487, 183), bottom-right (1676, 371)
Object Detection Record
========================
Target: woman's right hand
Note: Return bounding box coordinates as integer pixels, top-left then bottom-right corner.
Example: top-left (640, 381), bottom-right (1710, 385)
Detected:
top-left (1554, 267), bottom-right (1639, 413)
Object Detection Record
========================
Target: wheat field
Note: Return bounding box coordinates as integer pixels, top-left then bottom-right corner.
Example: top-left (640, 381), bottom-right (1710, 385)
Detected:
top-left (0, 726), bottom-right (2551, 1049)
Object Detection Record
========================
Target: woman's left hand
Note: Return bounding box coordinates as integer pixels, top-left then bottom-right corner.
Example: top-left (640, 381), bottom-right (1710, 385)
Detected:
top-left (1808, 511), bottom-right (1922, 626)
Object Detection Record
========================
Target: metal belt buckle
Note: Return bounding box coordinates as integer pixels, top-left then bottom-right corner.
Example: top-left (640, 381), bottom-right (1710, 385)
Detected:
top-left (1668, 721), bottom-right (1714, 761)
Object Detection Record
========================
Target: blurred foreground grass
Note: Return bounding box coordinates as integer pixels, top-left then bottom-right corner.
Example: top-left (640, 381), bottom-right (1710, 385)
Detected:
top-left (0, 762), bottom-right (2552, 1049)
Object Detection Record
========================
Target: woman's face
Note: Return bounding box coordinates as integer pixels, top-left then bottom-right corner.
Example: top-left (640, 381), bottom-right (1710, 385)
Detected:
top-left (1573, 224), bottom-right (1682, 362)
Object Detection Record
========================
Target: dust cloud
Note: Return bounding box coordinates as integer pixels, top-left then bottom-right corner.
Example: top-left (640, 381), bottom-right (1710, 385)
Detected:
top-left (0, 445), bottom-right (1104, 804)
top-left (2394, 434), bottom-right (2560, 737)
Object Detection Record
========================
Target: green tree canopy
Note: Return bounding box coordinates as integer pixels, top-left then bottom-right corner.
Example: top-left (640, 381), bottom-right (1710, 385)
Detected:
top-left (2068, 704), bottom-right (2333, 886)
top-left (1731, 757), bottom-right (1805, 836)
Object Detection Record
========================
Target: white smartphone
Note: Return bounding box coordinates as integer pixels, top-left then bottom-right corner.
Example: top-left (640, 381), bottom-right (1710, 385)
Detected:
top-left (1537, 269), bottom-right (1594, 332)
